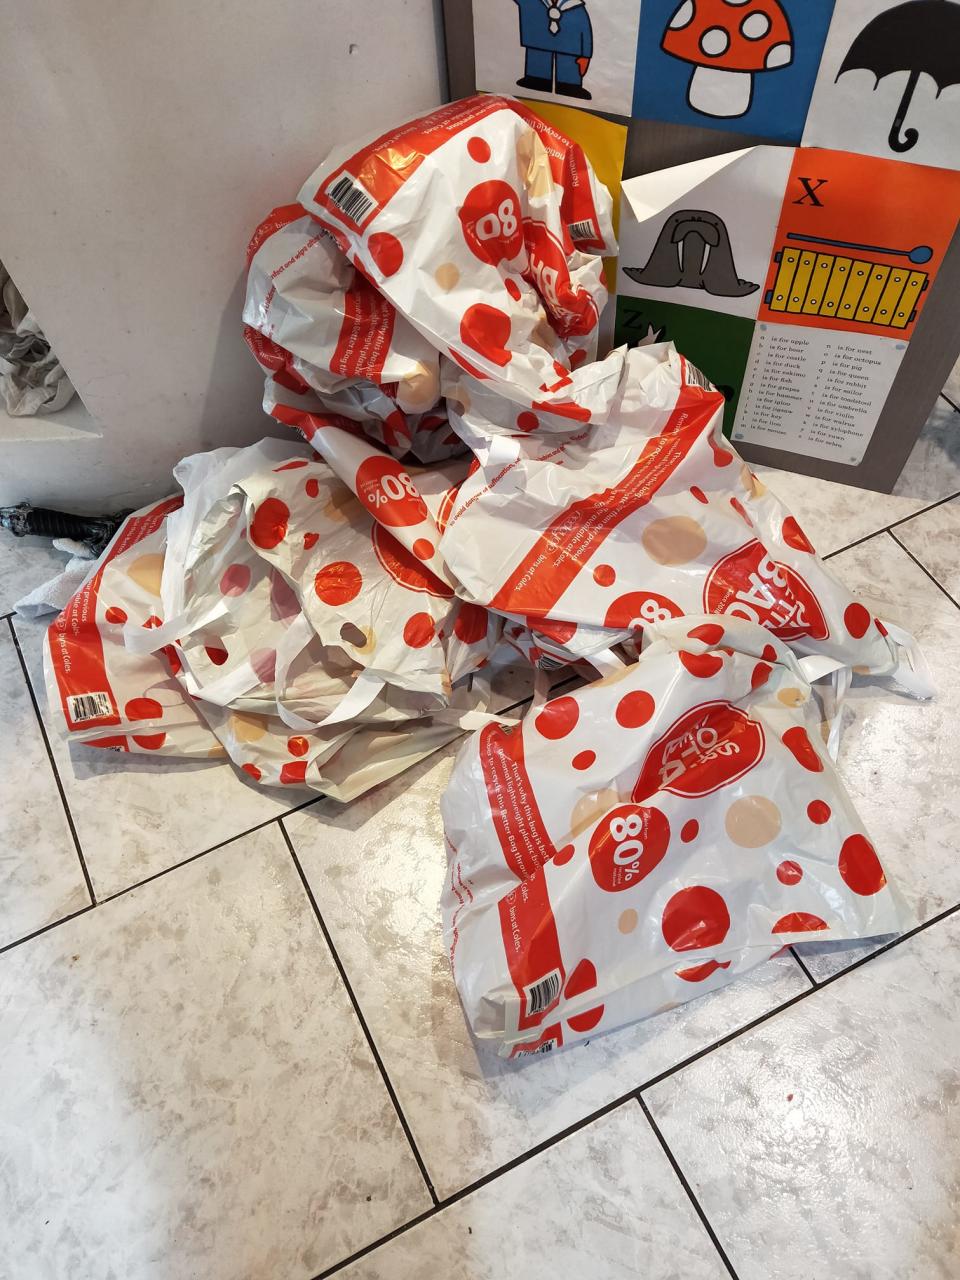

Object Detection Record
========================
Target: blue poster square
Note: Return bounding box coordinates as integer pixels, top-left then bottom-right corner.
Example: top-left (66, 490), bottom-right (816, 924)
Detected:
top-left (633, 0), bottom-right (836, 142)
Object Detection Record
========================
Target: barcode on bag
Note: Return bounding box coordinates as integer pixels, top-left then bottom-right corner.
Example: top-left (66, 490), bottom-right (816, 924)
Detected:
top-left (517, 1039), bottom-right (557, 1056)
top-left (683, 359), bottom-right (713, 391)
top-left (567, 218), bottom-right (597, 242)
top-left (524, 969), bottom-right (561, 1017)
top-left (67, 692), bottom-right (114, 723)
top-left (326, 174), bottom-right (375, 224)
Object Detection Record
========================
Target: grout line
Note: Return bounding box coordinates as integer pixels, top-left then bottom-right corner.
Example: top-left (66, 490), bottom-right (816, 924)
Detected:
top-left (313, 1204), bottom-right (439, 1279)
top-left (940, 390), bottom-right (960, 413)
top-left (888, 529), bottom-right (960, 611)
top-left (822, 490), bottom-right (960, 562)
top-left (278, 819), bottom-right (440, 1208)
top-left (636, 1094), bottom-right (740, 1280)
top-left (0, 904), bottom-right (97, 958)
top-left (789, 946), bottom-right (817, 987)
top-left (7, 617), bottom-right (97, 905)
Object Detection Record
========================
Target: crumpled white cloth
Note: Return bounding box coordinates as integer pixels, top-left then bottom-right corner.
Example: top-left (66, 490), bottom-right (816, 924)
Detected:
top-left (14, 539), bottom-right (95, 618)
top-left (0, 263), bottom-right (76, 417)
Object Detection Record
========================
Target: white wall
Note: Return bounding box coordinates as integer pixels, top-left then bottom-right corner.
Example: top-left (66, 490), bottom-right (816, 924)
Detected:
top-left (0, 0), bottom-right (445, 511)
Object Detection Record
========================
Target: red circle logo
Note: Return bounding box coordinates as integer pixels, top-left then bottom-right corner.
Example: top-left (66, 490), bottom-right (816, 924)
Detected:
top-left (588, 803), bottom-right (670, 893)
top-left (704, 541), bottom-right (828, 641)
top-left (458, 181), bottom-right (525, 266)
top-left (355, 455), bottom-right (429, 528)
top-left (372, 524), bottom-right (453, 598)
top-left (633, 700), bottom-right (765, 801)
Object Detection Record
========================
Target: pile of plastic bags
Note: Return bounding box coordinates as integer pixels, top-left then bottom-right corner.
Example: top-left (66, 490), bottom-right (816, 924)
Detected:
top-left (45, 96), bottom-right (929, 1053)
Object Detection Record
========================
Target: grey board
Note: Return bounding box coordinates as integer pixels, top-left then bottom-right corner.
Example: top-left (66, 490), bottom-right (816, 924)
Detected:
top-left (441, 0), bottom-right (959, 492)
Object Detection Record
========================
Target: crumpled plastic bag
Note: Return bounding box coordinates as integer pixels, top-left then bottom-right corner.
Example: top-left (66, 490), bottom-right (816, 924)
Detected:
top-left (440, 615), bottom-right (909, 1057)
top-left (0, 263), bottom-right (76, 416)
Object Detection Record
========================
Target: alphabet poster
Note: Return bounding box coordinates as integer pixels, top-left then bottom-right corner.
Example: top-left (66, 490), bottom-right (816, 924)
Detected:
top-left (803, 0), bottom-right (960, 171)
top-left (474, 0), bottom-right (643, 116)
top-left (616, 146), bottom-right (960, 464)
top-left (632, 0), bottom-right (836, 142)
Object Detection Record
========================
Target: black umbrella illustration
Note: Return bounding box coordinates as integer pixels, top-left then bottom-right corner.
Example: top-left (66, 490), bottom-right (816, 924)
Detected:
top-left (837, 0), bottom-right (960, 153)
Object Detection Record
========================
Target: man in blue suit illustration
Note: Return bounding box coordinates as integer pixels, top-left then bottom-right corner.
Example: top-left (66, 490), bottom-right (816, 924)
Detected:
top-left (513, 0), bottom-right (593, 100)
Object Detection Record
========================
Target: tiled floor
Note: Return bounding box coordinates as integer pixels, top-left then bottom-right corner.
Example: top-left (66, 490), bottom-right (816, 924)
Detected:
top-left (1, 393), bottom-right (958, 1279)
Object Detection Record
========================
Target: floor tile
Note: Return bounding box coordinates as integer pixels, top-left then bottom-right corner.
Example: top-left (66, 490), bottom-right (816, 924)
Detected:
top-left (795, 533), bottom-right (960, 981)
top-left (645, 910), bottom-right (960, 1280)
top-left (893, 495), bottom-right (960, 604)
top-left (13, 615), bottom-right (295, 900)
top-left (753, 398), bottom-right (960, 557)
top-left (0, 623), bottom-right (89, 948)
top-left (0, 534), bottom-right (68, 615)
top-left (341, 1101), bottom-right (728, 1280)
top-left (0, 824), bottom-right (431, 1280)
top-left (284, 750), bottom-right (809, 1199)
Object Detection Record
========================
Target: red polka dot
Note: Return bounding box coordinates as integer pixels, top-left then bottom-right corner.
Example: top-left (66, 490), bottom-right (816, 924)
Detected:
top-left (782, 515), bottom-right (815, 553)
top-left (517, 411), bottom-right (539, 432)
top-left (241, 763), bottom-right (262, 781)
top-left (751, 662), bottom-right (773, 690)
top-left (287, 736), bottom-right (309, 757)
top-left (368, 231), bottom-right (404, 277)
top-left (690, 485), bottom-right (708, 504)
top-left (681, 819), bottom-right (699, 843)
top-left (839, 834), bottom-right (886, 896)
top-left (403, 612), bottom-right (435, 648)
top-left (761, 644), bottom-right (777, 662)
top-left (781, 726), bottom-right (823, 772)
top-left (844, 602), bottom-right (871, 638)
top-left (219, 563), bottom-right (251, 596)
top-left (572, 749), bottom-right (595, 770)
top-left (250, 498), bottom-right (290, 549)
top-left (305, 477), bottom-right (320, 499)
top-left (205, 645), bottom-right (229, 666)
top-left (875, 617), bottom-right (888, 637)
top-left (530, 399), bottom-right (592, 422)
top-left (534, 617), bottom-right (577, 646)
top-left (676, 959), bottom-right (731, 983)
top-left (250, 648), bottom-right (277, 683)
top-left (593, 563), bottom-right (616, 587)
top-left (777, 860), bottom-right (803, 885)
top-left (161, 645), bottom-right (182, 676)
top-left (303, 532), bottom-right (319, 550)
top-left (688, 623), bottom-right (724, 646)
top-left (564, 958), bottom-right (597, 999)
top-left (807, 800), bottom-right (831, 824)
top-left (143, 615), bottom-right (163, 629)
top-left (616, 690), bottom-right (655, 728)
top-left (504, 277), bottom-right (521, 301)
top-left (710, 437), bottom-right (734, 467)
top-left (662, 886), bottom-right (731, 951)
top-left (772, 912), bottom-right (828, 933)
top-left (460, 303), bottom-right (512, 367)
top-left (412, 539), bottom-right (434, 560)
top-left (554, 844), bottom-right (575, 866)
top-left (535, 696), bottom-right (579, 739)
top-left (570, 348), bottom-right (588, 368)
top-left (466, 135), bottom-right (491, 163)
top-left (124, 697), bottom-right (163, 721)
top-left (273, 460), bottom-right (308, 471)
top-left (280, 760), bottom-right (308, 785)
top-left (105, 606), bottom-right (127, 625)
top-left (567, 1006), bottom-right (605, 1033)
top-left (453, 603), bottom-right (489, 644)
top-left (315, 561), bottom-right (362, 605)
top-left (730, 496), bottom-right (751, 526)
top-left (679, 650), bottom-right (724, 678)
top-left (132, 733), bottom-right (165, 751)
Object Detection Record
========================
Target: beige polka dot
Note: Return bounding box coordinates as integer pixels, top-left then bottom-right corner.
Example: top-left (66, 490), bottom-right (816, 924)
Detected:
top-left (434, 262), bottom-right (460, 291)
top-left (207, 744), bottom-right (227, 758)
top-left (127, 552), bottom-right (164, 595)
top-left (341, 625), bottom-right (376, 656)
top-left (529, 314), bottom-right (556, 352)
top-left (725, 794), bottom-right (782, 848)
top-left (229, 711), bottom-right (270, 743)
top-left (569, 788), bottom-right (619, 837)
top-left (618, 908), bottom-right (638, 934)
top-left (594, 661), bottom-right (636, 687)
top-left (853, 664), bottom-right (871, 675)
top-left (397, 362), bottom-right (440, 413)
top-left (322, 485), bottom-right (362, 524)
top-left (515, 128), bottom-right (555, 199)
top-left (777, 686), bottom-right (807, 708)
top-left (750, 472), bottom-right (767, 497)
top-left (641, 516), bottom-right (707, 566)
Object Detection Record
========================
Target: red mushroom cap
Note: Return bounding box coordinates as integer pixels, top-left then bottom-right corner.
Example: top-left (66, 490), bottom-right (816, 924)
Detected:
top-left (662, 0), bottom-right (793, 74)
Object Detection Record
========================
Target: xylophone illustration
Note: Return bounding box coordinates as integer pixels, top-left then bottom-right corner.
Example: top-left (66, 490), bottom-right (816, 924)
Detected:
top-left (764, 232), bottom-right (931, 330)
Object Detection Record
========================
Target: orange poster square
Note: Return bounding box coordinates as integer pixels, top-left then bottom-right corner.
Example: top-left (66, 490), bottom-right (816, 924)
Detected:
top-left (757, 148), bottom-right (960, 339)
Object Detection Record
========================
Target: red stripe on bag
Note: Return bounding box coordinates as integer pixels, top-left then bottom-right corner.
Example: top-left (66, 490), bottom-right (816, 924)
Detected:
top-left (47, 497), bottom-right (183, 732)
top-left (330, 277), bottom-right (395, 381)
top-left (487, 394), bottom-right (719, 617)
top-left (478, 721), bottom-right (558, 882)
top-left (498, 873), bottom-right (566, 1032)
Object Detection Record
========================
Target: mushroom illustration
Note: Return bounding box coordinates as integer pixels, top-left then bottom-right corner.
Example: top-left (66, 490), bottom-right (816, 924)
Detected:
top-left (661, 0), bottom-right (794, 119)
